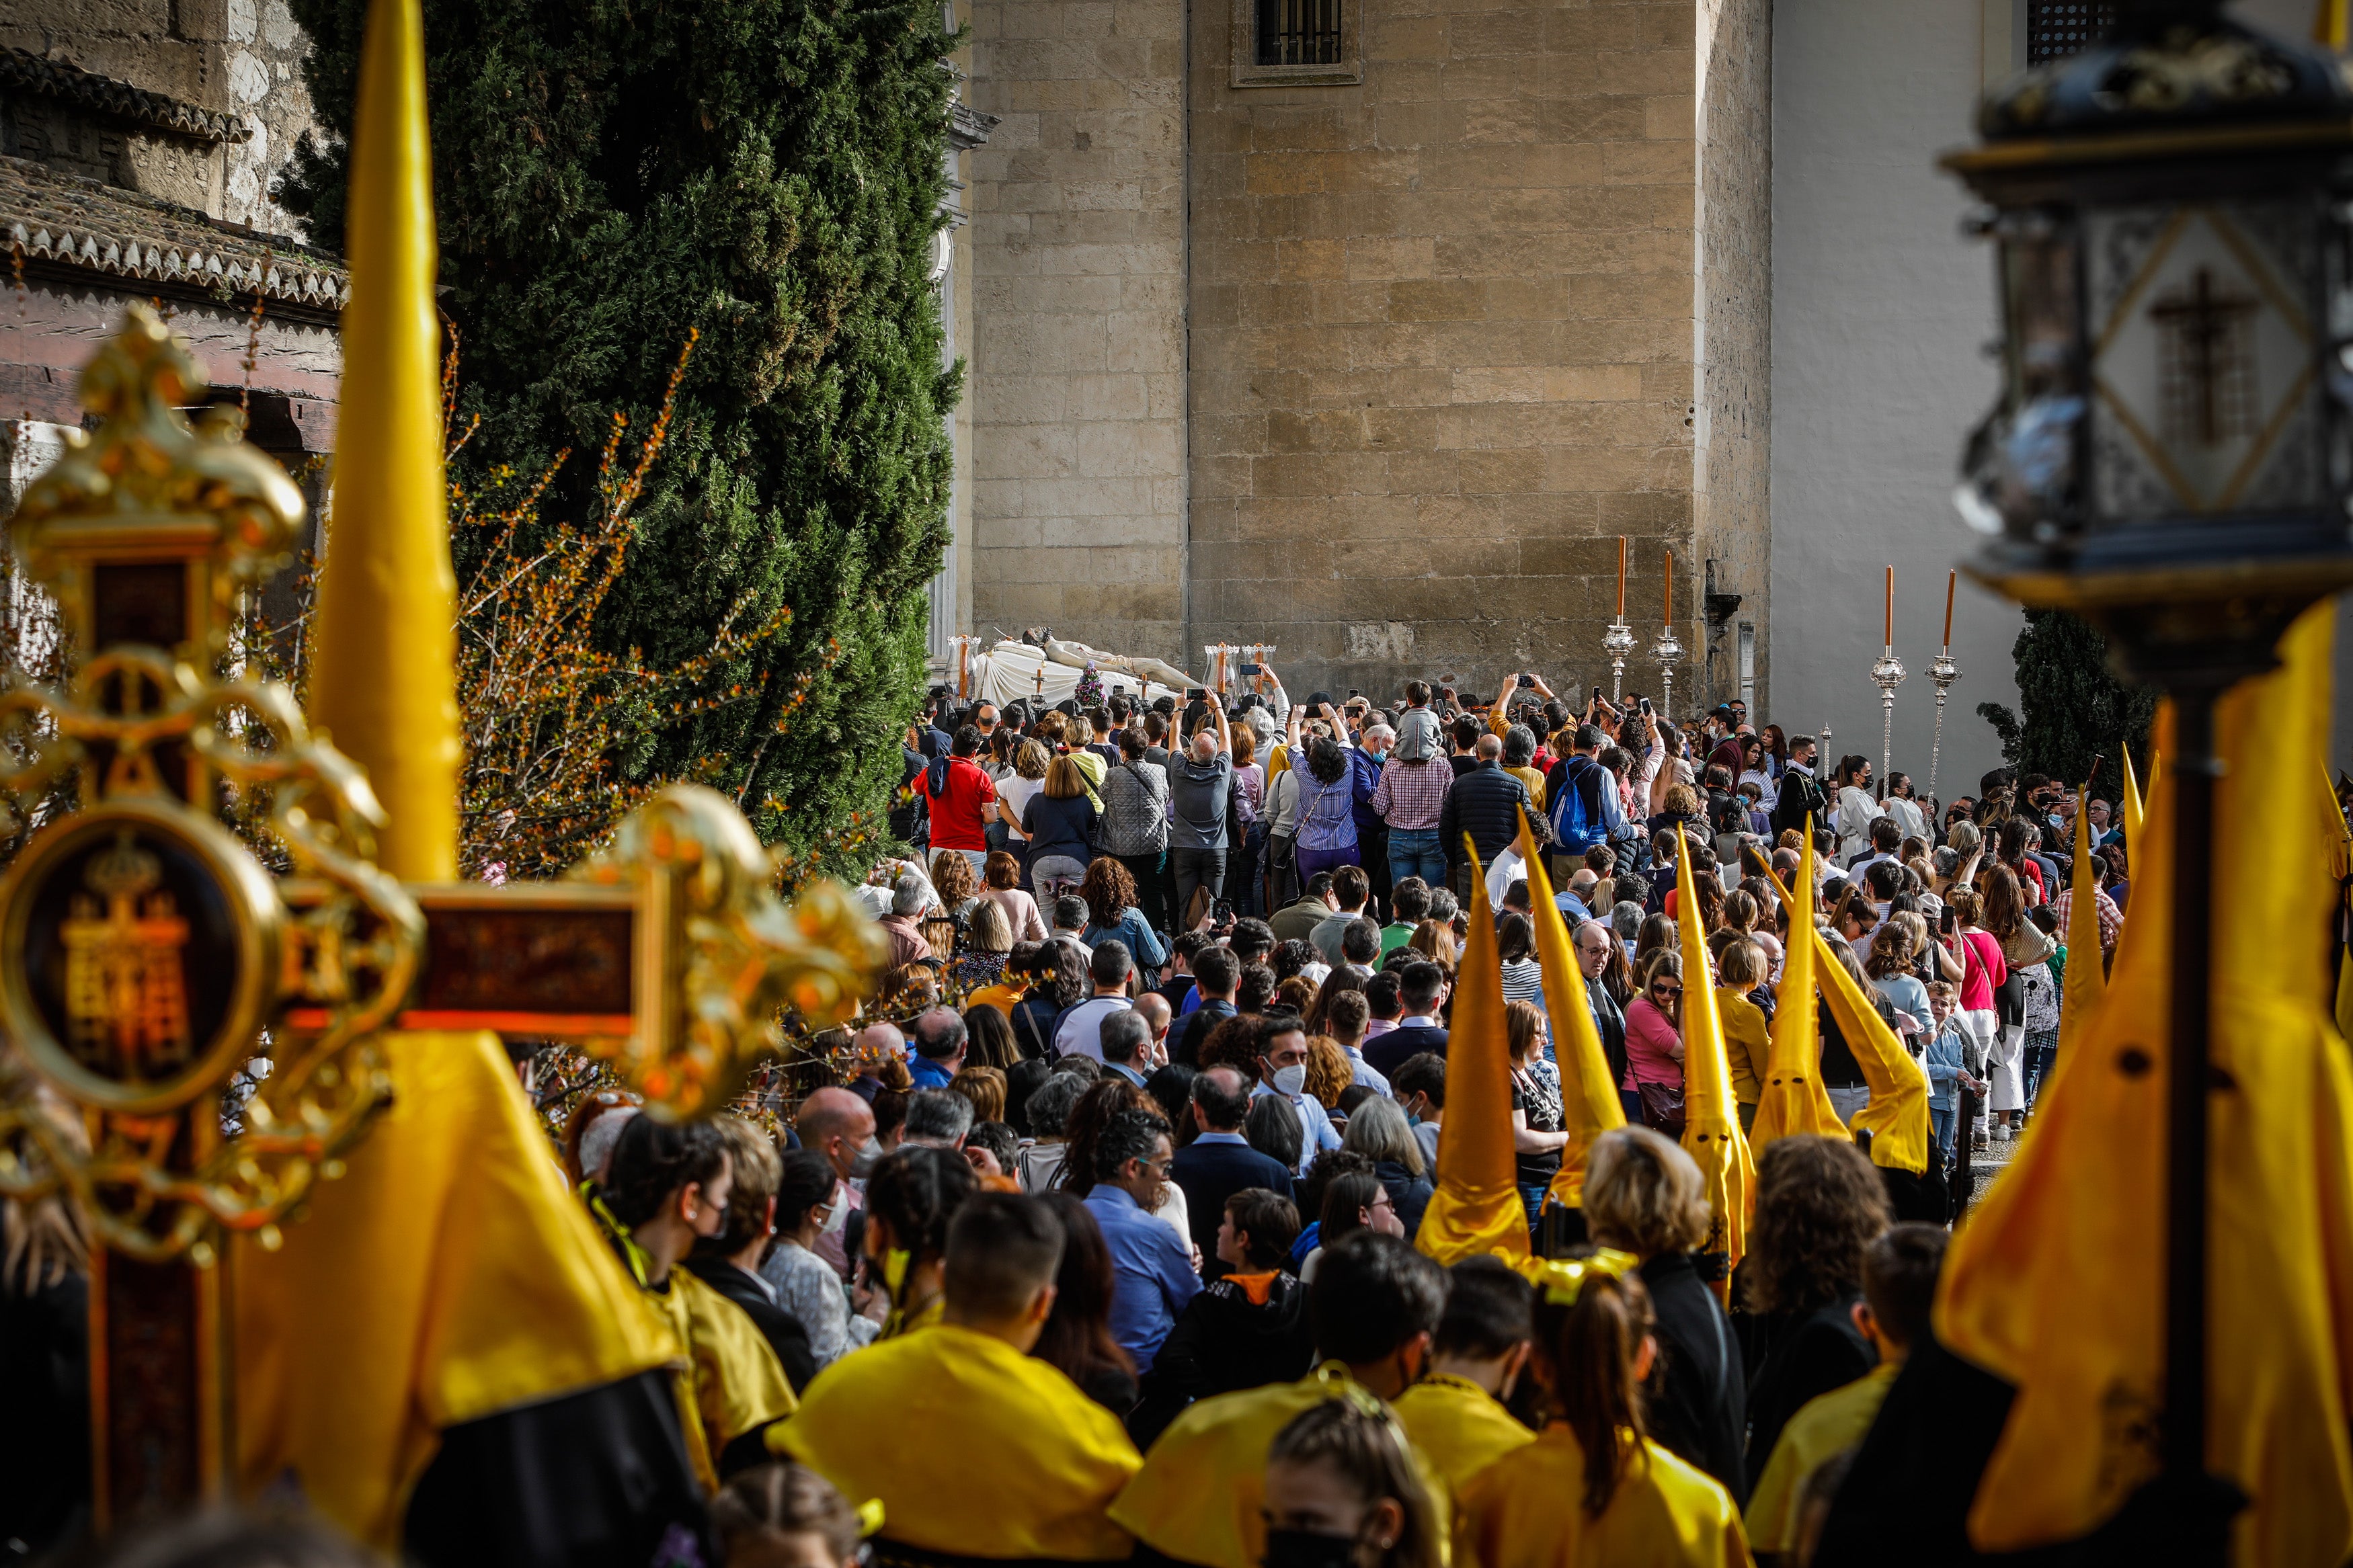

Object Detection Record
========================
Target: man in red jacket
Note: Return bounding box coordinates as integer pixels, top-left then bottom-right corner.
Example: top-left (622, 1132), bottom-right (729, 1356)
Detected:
top-left (924, 725), bottom-right (998, 875)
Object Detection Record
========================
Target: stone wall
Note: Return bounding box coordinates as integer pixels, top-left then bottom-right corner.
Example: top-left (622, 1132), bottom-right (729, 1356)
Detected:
top-left (961, 0), bottom-right (1191, 667)
top-left (1693, 0), bottom-right (1767, 716)
top-left (1184, 0), bottom-right (1702, 701)
top-left (0, 0), bottom-right (316, 236)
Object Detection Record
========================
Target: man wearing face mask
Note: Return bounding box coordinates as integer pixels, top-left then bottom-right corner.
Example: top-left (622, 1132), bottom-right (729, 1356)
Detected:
top-left (795, 1087), bottom-right (881, 1282)
top-left (592, 1114), bottom-right (796, 1489)
top-left (1111, 1232), bottom-right (1452, 1568)
top-left (1391, 1257), bottom-right (1538, 1496)
top-left (1252, 1016), bottom-right (1342, 1175)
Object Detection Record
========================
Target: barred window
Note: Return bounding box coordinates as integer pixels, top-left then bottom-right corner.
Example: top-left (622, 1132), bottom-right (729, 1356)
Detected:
top-left (1256, 0), bottom-right (1343, 67)
top-left (2026, 1), bottom-right (2117, 67)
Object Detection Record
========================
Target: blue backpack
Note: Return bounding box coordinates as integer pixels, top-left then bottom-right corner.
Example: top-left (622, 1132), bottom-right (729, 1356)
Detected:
top-left (1549, 755), bottom-right (1609, 854)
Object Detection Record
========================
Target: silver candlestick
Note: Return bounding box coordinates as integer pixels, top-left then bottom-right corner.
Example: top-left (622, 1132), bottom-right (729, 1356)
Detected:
top-left (1602, 618), bottom-right (1638, 704)
top-left (1926, 646), bottom-right (1960, 803)
top-left (1872, 644), bottom-right (1907, 791)
top-left (1652, 623), bottom-right (1685, 720)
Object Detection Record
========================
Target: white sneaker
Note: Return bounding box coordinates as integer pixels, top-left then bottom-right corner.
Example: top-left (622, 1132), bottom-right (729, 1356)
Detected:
top-left (1992, 1124), bottom-right (2011, 1142)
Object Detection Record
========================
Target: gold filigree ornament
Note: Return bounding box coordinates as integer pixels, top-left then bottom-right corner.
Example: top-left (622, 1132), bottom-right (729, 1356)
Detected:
top-left (0, 307), bottom-right (422, 1264)
top-left (571, 784), bottom-right (890, 1120)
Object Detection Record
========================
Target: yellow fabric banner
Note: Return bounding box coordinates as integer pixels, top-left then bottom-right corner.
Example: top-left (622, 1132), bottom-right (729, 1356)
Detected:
top-left (1515, 809), bottom-right (1625, 1213)
top-left (306, 0), bottom-right (462, 881)
top-left (1939, 603), bottom-right (2353, 1565)
top-left (1749, 823), bottom-right (1844, 1149)
top-left (1674, 827), bottom-right (1753, 1282)
top-left (2118, 745), bottom-right (2144, 862)
top-left (234, 1031), bottom-right (676, 1547)
top-left (1413, 838), bottom-right (1532, 1272)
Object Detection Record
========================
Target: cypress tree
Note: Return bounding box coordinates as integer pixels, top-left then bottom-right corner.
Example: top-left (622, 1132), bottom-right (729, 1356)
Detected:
top-left (1975, 608), bottom-right (2158, 794)
top-left (281, 0), bottom-right (957, 870)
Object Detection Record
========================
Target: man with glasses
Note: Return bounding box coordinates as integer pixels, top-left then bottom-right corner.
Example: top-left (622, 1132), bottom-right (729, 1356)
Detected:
top-left (1082, 1108), bottom-right (1201, 1372)
top-left (1572, 920), bottom-right (1632, 1121)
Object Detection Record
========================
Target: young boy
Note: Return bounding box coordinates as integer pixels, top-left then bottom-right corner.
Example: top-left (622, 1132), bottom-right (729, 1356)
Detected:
top-left (1921, 981), bottom-right (1985, 1165)
top-left (1745, 1224), bottom-right (1948, 1563)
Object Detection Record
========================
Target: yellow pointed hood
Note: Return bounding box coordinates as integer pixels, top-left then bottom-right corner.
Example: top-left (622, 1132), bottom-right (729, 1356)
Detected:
top-left (1675, 827), bottom-right (1753, 1282)
top-left (2055, 774), bottom-right (2108, 1094)
top-left (1413, 837), bottom-right (1531, 1272)
top-left (307, 0), bottom-right (461, 880)
top-left (1751, 821), bottom-right (1843, 1148)
top-left (1815, 925), bottom-right (1930, 1175)
top-left (1515, 809), bottom-right (1625, 1212)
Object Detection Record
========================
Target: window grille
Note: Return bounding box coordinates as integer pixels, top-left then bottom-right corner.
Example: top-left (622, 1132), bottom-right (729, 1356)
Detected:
top-left (2026, 1), bottom-right (2116, 67)
top-left (1256, 0), bottom-right (1343, 68)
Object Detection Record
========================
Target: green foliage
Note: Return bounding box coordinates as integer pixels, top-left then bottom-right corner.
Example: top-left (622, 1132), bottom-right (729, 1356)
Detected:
top-left (280, 0), bottom-right (959, 874)
top-left (1975, 609), bottom-right (2157, 794)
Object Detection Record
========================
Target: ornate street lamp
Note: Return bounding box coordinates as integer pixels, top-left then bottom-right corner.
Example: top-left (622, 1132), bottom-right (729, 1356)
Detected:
top-left (1944, 1), bottom-right (2353, 1553)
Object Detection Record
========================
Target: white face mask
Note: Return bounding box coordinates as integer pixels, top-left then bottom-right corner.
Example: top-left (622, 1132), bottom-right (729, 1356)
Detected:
top-left (848, 1134), bottom-right (883, 1180)
top-left (1271, 1063), bottom-right (1308, 1098)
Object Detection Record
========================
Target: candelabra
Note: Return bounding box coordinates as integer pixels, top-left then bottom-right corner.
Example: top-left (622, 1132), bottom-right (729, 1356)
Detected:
top-left (1872, 645), bottom-right (1907, 792)
top-left (1204, 643), bottom-right (1240, 696)
top-left (949, 634), bottom-right (980, 701)
top-left (1925, 647), bottom-right (1960, 804)
top-left (1651, 623), bottom-right (1684, 720)
top-left (1602, 618), bottom-right (1638, 704)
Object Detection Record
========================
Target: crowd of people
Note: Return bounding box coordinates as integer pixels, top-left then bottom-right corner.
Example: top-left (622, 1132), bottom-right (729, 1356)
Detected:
top-left (3, 666), bottom-right (2139, 1568)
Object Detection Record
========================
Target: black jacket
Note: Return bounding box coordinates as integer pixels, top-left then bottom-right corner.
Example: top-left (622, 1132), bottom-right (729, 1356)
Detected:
top-left (1589, 985), bottom-right (1629, 1090)
top-left (1132, 1270), bottom-right (1314, 1448)
top-left (1640, 1252), bottom-right (1748, 1504)
top-left (1743, 1292), bottom-right (1876, 1483)
top-left (1375, 1160), bottom-right (1435, 1239)
top-left (1437, 760), bottom-right (1533, 869)
top-left (682, 1258), bottom-right (818, 1397)
top-left (1363, 1022), bottom-right (1450, 1079)
top-left (1170, 1136), bottom-right (1296, 1278)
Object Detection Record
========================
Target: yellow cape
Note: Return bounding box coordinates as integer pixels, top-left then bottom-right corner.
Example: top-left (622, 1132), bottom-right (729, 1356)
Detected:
top-left (1111, 1362), bottom-right (1451, 1568)
top-left (233, 1032), bottom-right (676, 1547)
top-left (776, 1323), bottom-right (1139, 1561)
top-left (1394, 1373), bottom-right (1538, 1495)
top-left (1455, 1424), bottom-right (1750, 1568)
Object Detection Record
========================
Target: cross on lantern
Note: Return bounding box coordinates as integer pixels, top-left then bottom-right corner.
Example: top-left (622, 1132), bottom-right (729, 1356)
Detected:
top-left (2149, 263), bottom-right (2259, 449)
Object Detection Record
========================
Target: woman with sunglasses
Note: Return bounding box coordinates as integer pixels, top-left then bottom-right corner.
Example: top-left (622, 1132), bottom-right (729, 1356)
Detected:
top-left (1622, 953), bottom-right (1687, 1140)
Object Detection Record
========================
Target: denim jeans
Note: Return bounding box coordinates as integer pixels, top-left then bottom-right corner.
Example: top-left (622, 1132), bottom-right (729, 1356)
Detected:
top-left (1388, 827), bottom-right (1445, 891)
top-left (1930, 1103), bottom-right (1958, 1160)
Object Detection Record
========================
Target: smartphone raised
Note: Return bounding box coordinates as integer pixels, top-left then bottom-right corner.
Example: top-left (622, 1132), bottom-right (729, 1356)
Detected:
top-left (1591, 685), bottom-right (1603, 703)
top-left (1940, 907), bottom-right (1957, 935)
top-left (1638, 696), bottom-right (1654, 716)
top-left (1518, 674), bottom-right (1537, 688)
top-left (1348, 688), bottom-right (1361, 699)
top-left (1240, 662), bottom-right (1263, 678)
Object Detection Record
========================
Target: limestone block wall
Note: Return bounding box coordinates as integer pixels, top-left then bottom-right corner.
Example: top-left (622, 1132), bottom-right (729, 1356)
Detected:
top-left (1694, 0), bottom-right (1768, 716)
top-left (962, 0), bottom-right (1192, 667)
top-left (1185, 0), bottom-right (1702, 701)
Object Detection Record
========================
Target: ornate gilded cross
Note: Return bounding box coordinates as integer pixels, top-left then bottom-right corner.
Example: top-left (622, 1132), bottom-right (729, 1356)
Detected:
top-left (0, 309), bottom-right (886, 1527)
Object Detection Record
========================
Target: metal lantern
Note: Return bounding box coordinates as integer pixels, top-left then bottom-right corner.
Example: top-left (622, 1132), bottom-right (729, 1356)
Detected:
top-left (1943, 2), bottom-right (2353, 1555)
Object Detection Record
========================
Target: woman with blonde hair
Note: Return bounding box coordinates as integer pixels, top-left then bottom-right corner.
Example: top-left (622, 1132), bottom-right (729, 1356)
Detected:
top-left (994, 738), bottom-right (1053, 871)
top-left (981, 850), bottom-right (1047, 945)
top-left (945, 1065), bottom-right (1008, 1126)
top-left (1506, 999), bottom-right (1568, 1229)
top-left (1343, 1096), bottom-right (1433, 1235)
top-left (1458, 1256), bottom-right (1746, 1565)
top-left (1713, 938), bottom-right (1769, 1131)
top-left (1581, 1126), bottom-right (1745, 1499)
top-left (1021, 753), bottom-right (1099, 903)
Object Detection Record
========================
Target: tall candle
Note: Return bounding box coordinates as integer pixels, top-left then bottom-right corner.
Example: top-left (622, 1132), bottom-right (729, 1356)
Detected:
top-left (1883, 566), bottom-right (1894, 649)
top-left (1663, 550), bottom-right (1673, 626)
top-left (1942, 569), bottom-right (1956, 649)
top-left (1616, 536), bottom-right (1627, 617)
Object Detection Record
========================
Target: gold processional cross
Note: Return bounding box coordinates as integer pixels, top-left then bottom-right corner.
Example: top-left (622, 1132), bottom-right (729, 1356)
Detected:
top-left (0, 308), bottom-right (888, 1528)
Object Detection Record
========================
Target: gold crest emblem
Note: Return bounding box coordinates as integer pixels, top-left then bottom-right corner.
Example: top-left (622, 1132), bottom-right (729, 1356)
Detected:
top-left (59, 831), bottom-right (192, 1082)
